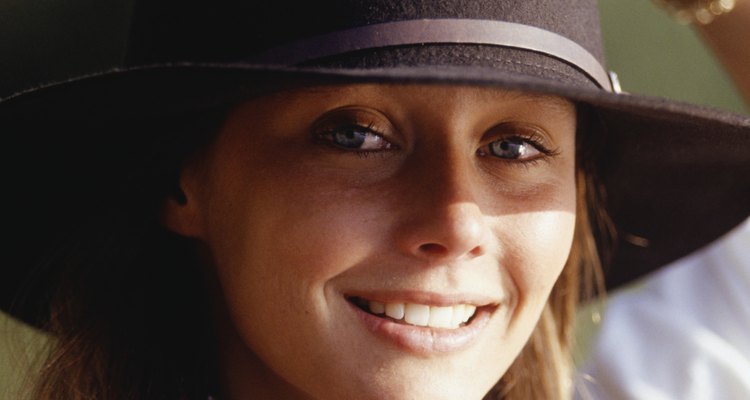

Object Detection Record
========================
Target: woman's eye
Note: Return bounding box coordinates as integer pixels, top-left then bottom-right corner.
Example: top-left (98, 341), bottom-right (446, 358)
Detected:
top-left (484, 137), bottom-right (541, 160)
top-left (318, 125), bottom-right (394, 151)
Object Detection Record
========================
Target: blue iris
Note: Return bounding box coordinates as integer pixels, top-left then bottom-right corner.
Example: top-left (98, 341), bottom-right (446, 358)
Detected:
top-left (490, 138), bottom-right (525, 159)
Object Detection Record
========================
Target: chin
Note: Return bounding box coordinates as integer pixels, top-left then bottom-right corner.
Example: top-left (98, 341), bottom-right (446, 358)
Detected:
top-left (310, 351), bottom-right (507, 400)
top-left (347, 372), bottom-right (501, 400)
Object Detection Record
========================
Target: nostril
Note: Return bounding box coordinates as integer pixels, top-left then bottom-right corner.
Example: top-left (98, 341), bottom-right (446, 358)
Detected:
top-left (417, 242), bottom-right (484, 258)
top-left (418, 243), bottom-right (448, 255)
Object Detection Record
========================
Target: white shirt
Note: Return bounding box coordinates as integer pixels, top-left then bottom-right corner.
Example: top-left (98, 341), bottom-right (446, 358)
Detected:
top-left (576, 218), bottom-right (750, 400)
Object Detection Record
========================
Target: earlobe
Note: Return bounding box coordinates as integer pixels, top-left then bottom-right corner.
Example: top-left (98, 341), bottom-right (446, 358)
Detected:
top-left (161, 182), bottom-right (205, 238)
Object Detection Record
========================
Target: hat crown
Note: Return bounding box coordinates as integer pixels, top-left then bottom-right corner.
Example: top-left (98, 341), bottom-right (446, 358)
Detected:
top-left (126, 0), bottom-right (605, 67)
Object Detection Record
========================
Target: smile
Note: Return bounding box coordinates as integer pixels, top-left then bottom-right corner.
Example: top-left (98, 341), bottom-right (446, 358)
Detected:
top-left (350, 297), bottom-right (477, 329)
top-left (346, 294), bottom-right (498, 353)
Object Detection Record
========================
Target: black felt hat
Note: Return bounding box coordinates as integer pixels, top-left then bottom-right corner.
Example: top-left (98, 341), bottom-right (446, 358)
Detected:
top-left (3, 0), bottom-right (749, 326)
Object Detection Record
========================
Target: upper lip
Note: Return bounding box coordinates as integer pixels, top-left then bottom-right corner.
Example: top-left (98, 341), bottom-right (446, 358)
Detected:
top-left (343, 290), bottom-right (503, 307)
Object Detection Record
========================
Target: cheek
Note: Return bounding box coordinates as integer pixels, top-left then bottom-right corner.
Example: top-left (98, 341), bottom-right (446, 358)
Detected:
top-left (243, 180), bottom-right (390, 279)
top-left (201, 158), bottom-right (407, 397)
top-left (203, 156), bottom-right (391, 322)
top-left (495, 195), bottom-right (576, 331)
top-left (507, 210), bottom-right (576, 287)
top-left (500, 164), bottom-right (577, 295)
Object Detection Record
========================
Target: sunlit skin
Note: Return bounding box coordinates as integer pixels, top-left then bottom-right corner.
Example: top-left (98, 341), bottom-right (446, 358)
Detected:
top-left (163, 84), bottom-right (577, 400)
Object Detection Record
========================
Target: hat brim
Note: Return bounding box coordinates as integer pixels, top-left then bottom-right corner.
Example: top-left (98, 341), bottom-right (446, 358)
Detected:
top-left (3, 63), bottom-right (749, 325)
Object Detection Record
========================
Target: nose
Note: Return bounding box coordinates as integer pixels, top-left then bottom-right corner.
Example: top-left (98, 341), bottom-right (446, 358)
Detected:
top-left (393, 151), bottom-right (491, 261)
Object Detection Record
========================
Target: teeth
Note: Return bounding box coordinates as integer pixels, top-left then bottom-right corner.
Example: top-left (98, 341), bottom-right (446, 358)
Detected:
top-left (385, 303), bottom-right (405, 320)
top-left (404, 304), bottom-right (430, 326)
top-left (428, 306), bottom-right (453, 328)
top-left (450, 304), bottom-right (466, 327)
top-left (369, 301), bottom-right (385, 314)
top-left (463, 305), bottom-right (477, 323)
top-left (364, 300), bottom-right (478, 329)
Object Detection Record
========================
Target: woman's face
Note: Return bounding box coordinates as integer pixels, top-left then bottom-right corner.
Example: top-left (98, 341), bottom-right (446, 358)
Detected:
top-left (168, 84), bottom-right (577, 399)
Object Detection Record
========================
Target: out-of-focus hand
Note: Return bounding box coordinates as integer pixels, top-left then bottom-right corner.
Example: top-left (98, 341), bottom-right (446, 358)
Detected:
top-left (696, 0), bottom-right (750, 105)
top-left (653, 0), bottom-right (738, 24)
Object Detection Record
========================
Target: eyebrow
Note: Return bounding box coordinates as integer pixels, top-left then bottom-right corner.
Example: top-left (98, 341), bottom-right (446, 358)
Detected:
top-left (276, 84), bottom-right (575, 114)
top-left (501, 91), bottom-right (574, 113)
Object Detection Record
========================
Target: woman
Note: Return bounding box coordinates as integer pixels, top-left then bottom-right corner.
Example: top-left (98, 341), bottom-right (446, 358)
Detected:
top-left (2, 0), bottom-right (748, 399)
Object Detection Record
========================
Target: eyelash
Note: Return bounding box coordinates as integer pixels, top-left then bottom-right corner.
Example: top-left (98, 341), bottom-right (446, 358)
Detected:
top-left (314, 121), bottom-right (397, 156)
top-left (315, 123), bottom-right (559, 163)
top-left (478, 131), bottom-right (559, 164)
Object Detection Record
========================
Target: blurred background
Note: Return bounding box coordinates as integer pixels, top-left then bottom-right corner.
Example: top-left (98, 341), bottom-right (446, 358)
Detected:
top-left (1, 0), bottom-right (747, 398)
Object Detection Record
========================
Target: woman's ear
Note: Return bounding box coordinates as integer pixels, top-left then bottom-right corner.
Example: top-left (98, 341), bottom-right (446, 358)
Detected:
top-left (161, 167), bottom-right (206, 238)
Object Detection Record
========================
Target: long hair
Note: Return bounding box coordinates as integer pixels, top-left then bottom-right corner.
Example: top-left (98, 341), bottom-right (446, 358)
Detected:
top-left (489, 104), bottom-right (610, 399)
top-left (27, 109), bottom-right (227, 399)
top-left (26, 100), bottom-right (609, 400)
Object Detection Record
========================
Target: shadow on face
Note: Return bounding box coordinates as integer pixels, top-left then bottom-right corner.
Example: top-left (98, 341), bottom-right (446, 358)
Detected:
top-left (163, 83), bottom-right (578, 400)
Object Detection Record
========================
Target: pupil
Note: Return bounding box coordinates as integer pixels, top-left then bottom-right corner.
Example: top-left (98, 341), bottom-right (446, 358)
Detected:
top-left (334, 128), bottom-right (366, 148)
top-left (490, 139), bottom-right (522, 159)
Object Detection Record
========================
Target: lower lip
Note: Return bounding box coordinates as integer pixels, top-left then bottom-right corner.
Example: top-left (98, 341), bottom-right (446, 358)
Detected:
top-left (348, 301), bottom-right (495, 354)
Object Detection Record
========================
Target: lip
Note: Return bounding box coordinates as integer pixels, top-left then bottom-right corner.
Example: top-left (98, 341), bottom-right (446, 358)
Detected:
top-left (344, 290), bottom-right (501, 307)
top-left (345, 292), bottom-right (500, 354)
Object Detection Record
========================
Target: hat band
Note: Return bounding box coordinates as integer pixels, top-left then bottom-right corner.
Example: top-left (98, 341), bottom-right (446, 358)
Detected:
top-left (251, 19), bottom-right (614, 92)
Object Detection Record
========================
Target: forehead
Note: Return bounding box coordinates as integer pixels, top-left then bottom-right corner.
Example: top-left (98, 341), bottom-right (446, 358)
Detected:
top-left (268, 83), bottom-right (575, 115)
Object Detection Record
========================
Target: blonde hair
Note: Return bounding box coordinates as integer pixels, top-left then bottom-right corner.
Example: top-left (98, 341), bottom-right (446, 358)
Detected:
top-left (489, 105), bottom-right (610, 398)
